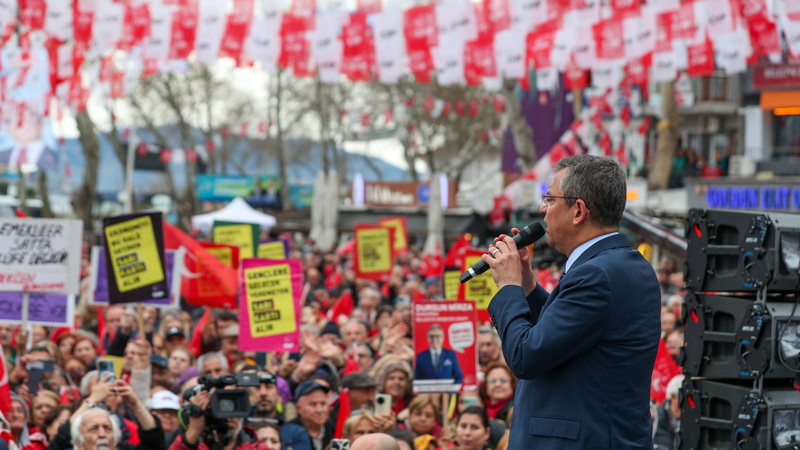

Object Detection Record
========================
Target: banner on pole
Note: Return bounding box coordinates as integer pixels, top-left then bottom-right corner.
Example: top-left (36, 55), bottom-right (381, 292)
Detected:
top-left (103, 212), bottom-right (168, 304)
top-left (378, 216), bottom-right (408, 254)
top-left (0, 218), bottom-right (83, 295)
top-left (90, 246), bottom-right (177, 308)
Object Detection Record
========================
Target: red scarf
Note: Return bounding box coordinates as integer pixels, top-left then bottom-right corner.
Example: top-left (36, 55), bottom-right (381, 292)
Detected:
top-left (485, 395), bottom-right (511, 420)
top-left (392, 397), bottom-right (406, 415)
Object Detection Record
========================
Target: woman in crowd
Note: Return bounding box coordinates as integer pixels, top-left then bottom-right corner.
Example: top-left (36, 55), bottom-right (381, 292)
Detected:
top-left (254, 423), bottom-right (281, 450)
top-left (8, 393), bottom-right (30, 447)
top-left (72, 337), bottom-right (98, 367)
top-left (29, 391), bottom-right (58, 432)
top-left (480, 362), bottom-right (515, 423)
top-left (398, 394), bottom-right (442, 438)
top-left (22, 405), bottom-right (70, 450)
top-left (454, 406), bottom-right (493, 450)
top-left (55, 333), bottom-right (75, 363)
top-left (342, 412), bottom-right (377, 444)
top-left (167, 347), bottom-right (194, 387)
top-left (375, 358), bottom-right (414, 415)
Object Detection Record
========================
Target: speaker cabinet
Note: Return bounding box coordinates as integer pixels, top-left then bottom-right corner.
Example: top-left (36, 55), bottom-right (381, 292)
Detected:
top-left (684, 209), bottom-right (800, 293)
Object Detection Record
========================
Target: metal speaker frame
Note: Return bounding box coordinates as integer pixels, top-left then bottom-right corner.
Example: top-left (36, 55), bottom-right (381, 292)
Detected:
top-left (680, 378), bottom-right (800, 450)
top-left (684, 209), bottom-right (800, 293)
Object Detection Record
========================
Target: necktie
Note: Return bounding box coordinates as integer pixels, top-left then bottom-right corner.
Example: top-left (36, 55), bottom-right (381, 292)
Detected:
top-left (433, 351), bottom-right (440, 374)
top-left (15, 147), bottom-right (27, 166)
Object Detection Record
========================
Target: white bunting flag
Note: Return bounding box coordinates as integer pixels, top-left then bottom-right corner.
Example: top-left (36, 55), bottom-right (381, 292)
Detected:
top-left (45, 0), bottom-right (72, 42)
top-left (652, 51), bottom-right (677, 82)
top-left (195, 3), bottom-right (226, 65)
top-left (144, 4), bottom-right (172, 61)
top-left (245, 15), bottom-right (282, 72)
top-left (93, 0), bottom-right (125, 54)
top-left (495, 29), bottom-right (526, 79)
top-left (373, 10), bottom-right (406, 85)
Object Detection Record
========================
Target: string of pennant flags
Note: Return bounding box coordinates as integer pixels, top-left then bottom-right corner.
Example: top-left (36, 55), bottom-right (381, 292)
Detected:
top-left (1, 0), bottom-right (797, 176)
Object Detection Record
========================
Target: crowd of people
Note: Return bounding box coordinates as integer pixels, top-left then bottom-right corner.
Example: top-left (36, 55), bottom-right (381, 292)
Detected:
top-left (0, 229), bottom-right (688, 450)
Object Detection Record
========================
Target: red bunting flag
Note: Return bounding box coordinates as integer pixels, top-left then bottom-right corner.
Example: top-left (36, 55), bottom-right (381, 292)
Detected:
top-left (239, 121), bottom-right (248, 137)
top-left (205, 140), bottom-right (214, 155)
top-left (169, 6), bottom-right (198, 60)
top-left (407, 48), bottom-right (433, 84)
top-left (442, 101), bottom-right (452, 117)
top-left (424, 96), bottom-right (434, 114)
top-left (526, 27), bottom-right (557, 69)
top-left (747, 14), bottom-right (781, 57)
top-left (598, 132), bottom-right (611, 156)
top-left (615, 142), bottom-right (628, 167)
top-left (485, 0), bottom-right (511, 34)
top-left (621, 104), bottom-right (631, 128)
top-left (468, 99), bottom-right (479, 117)
top-left (455, 101), bottom-right (466, 116)
top-left (19, 0), bottom-right (46, 31)
top-left (625, 53), bottom-right (651, 87)
top-left (361, 113), bottom-right (370, 127)
top-left (119, 3), bottom-right (151, 51)
top-left (593, 18), bottom-right (626, 60)
top-left (686, 38), bottom-right (715, 77)
top-left (185, 147), bottom-right (198, 163)
top-left (73, 3), bottom-right (93, 45)
top-left (357, 0), bottom-right (382, 13)
top-left (110, 72), bottom-right (125, 99)
top-left (494, 96), bottom-right (505, 112)
top-left (611, 0), bottom-right (640, 17)
top-left (564, 56), bottom-right (589, 90)
top-left (404, 5), bottom-right (438, 51)
top-left (637, 116), bottom-right (651, 135)
top-left (160, 149), bottom-right (172, 163)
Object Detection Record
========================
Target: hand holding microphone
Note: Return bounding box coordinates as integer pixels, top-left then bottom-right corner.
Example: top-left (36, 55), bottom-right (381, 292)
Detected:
top-left (459, 222), bottom-right (545, 286)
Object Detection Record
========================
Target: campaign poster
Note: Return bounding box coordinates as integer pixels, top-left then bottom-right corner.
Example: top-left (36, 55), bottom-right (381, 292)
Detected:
top-left (213, 221), bottom-right (260, 259)
top-left (0, 218), bottom-right (83, 295)
top-left (443, 267), bottom-right (461, 300)
top-left (458, 249), bottom-right (498, 321)
top-left (239, 258), bottom-right (303, 352)
top-left (378, 216), bottom-right (408, 254)
top-left (186, 242), bottom-right (240, 309)
top-left (0, 292), bottom-right (74, 326)
top-left (90, 247), bottom-right (177, 308)
top-left (412, 300), bottom-right (478, 394)
top-left (257, 238), bottom-right (289, 260)
top-left (353, 224), bottom-right (394, 282)
top-left (103, 212), bottom-right (168, 304)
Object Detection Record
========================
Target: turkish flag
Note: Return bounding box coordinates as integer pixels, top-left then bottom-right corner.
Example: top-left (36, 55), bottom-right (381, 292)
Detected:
top-left (686, 38), bottom-right (715, 77)
top-left (650, 338), bottom-right (681, 404)
top-left (564, 56), bottom-right (588, 90)
top-left (598, 132), bottom-right (611, 156)
top-left (0, 344), bottom-right (11, 416)
top-left (163, 224), bottom-right (239, 309)
top-left (625, 53), bottom-right (651, 87)
top-left (593, 18), bottom-right (626, 60)
top-left (444, 234), bottom-right (472, 269)
top-left (119, 3), bottom-right (150, 51)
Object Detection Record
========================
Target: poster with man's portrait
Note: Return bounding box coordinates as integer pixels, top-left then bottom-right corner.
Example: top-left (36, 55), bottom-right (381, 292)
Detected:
top-left (412, 300), bottom-right (478, 394)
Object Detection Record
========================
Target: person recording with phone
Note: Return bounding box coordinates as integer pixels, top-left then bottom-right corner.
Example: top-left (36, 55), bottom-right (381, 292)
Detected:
top-left (480, 155), bottom-right (661, 449)
top-left (46, 373), bottom-right (166, 450)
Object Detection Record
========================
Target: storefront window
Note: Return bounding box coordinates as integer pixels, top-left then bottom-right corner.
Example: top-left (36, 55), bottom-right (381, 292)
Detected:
top-left (773, 113), bottom-right (800, 157)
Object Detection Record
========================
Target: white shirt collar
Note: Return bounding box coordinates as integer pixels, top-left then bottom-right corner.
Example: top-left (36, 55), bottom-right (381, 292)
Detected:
top-left (564, 232), bottom-right (618, 274)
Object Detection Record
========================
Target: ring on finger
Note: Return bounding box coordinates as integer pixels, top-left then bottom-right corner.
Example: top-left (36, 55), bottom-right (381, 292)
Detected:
top-left (491, 248), bottom-right (500, 257)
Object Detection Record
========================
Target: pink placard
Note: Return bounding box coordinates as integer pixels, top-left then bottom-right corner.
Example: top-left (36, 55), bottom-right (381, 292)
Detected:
top-left (238, 258), bottom-right (303, 352)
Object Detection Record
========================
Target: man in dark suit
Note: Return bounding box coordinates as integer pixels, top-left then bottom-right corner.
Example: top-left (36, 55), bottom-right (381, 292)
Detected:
top-left (0, 101), bottom-right (58, 172)
top-left (414, 324), bottom-right (463, 383)
top-left (482, 155), bottom-right (660, 449)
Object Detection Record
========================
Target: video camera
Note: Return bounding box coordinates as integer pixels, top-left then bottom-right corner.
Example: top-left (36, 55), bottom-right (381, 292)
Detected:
top-left (181, 373), bottom-right (260, 447)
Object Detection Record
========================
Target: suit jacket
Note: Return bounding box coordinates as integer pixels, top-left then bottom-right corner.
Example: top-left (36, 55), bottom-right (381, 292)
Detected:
top-left (414, 347), bottom-right (464, 383)
top-left (487, 234), bottom-right (661, 450)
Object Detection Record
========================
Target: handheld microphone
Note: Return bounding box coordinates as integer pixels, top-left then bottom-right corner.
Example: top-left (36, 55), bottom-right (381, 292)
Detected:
top-left (459, 222), bottom-right (546, 284)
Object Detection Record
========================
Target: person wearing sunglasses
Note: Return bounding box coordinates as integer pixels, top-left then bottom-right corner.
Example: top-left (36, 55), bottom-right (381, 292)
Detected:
top-left (481, 155), bottom-right (661, 450)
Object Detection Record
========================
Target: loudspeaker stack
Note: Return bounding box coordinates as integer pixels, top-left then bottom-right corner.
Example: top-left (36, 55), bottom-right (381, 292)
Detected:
top-left (680, 209), bottom-right (800, 450)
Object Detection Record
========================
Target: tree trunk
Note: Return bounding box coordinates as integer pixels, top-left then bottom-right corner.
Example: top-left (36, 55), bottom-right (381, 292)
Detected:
top-left (649, 82), bottom-right (680, 190)
top-left (73, 110), bottom-right (99, 234)
top-left (274, 72), bottom-right (292, 211)
top-left (38, 170), bottom-right (53, 217)
top-left (502, 80), bottom-right (536, 172)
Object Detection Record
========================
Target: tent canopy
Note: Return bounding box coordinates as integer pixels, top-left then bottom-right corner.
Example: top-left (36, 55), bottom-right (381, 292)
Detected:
top-left (191, 197), bottom-right (277, 234)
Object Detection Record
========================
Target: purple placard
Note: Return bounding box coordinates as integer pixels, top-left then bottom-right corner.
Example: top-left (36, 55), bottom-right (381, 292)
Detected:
top-left (0, 292), bottom-right (71, 325)
top-left (95, 251), bottom-right (174, 306)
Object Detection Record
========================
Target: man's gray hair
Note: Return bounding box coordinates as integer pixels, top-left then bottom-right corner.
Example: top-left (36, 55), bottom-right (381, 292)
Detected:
top-left (80, 370), bottom-right (98, 397)
top-left (197, 351), bottom-right (229, 373)
top-left (428, 324), bottom-right (443, 334)
top-left (478, 326), bottom-right (501, 344)
top-left (554, 155), bottom-right (626, 229)
top-left (71, 407), bottom-right (121, 446)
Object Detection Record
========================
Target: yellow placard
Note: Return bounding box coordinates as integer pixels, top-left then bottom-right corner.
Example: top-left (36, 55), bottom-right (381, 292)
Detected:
top-left (213, 225), bottom-right (255, 259)
top-left (463, 255), bottom-right (498, 311)
top-left (443, 270), bottom-right (461, 300)
top-left (356, 228), bottom-right (392, 273)
top-left (257, 240), bottom-right (287, 260)
top-left (206, 247), bottom-right (234, 267)
top-left (244, 264), bottom-right (297, 337)
top-left (103, 355), bottom-right (124, 380)
top-left (104, 215), bottom-right (164, 293)
top-left (379, 218), bottom-right (407, 252)
top-left (638, 243), bottom-right (653, 262)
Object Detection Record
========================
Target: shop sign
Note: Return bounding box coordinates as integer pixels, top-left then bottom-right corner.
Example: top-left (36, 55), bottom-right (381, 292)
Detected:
top-left (753, 63), bottom-right (800, 89)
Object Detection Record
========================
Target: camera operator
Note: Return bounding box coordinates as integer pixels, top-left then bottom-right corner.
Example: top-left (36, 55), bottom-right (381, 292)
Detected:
top-left (170, 390), bottom-right (265, 450)
top-left (246, 371), bottom-right (309, 450)
top-left (47, 375), bottom-right (166, 450)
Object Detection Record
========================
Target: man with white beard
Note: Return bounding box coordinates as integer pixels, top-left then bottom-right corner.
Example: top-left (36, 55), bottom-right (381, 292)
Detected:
top-left (59, 377), bottom-right (166, 450)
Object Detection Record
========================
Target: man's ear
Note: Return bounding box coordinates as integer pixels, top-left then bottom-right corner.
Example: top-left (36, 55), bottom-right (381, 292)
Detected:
top-left (572, 199), bottom-right (589, 226)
